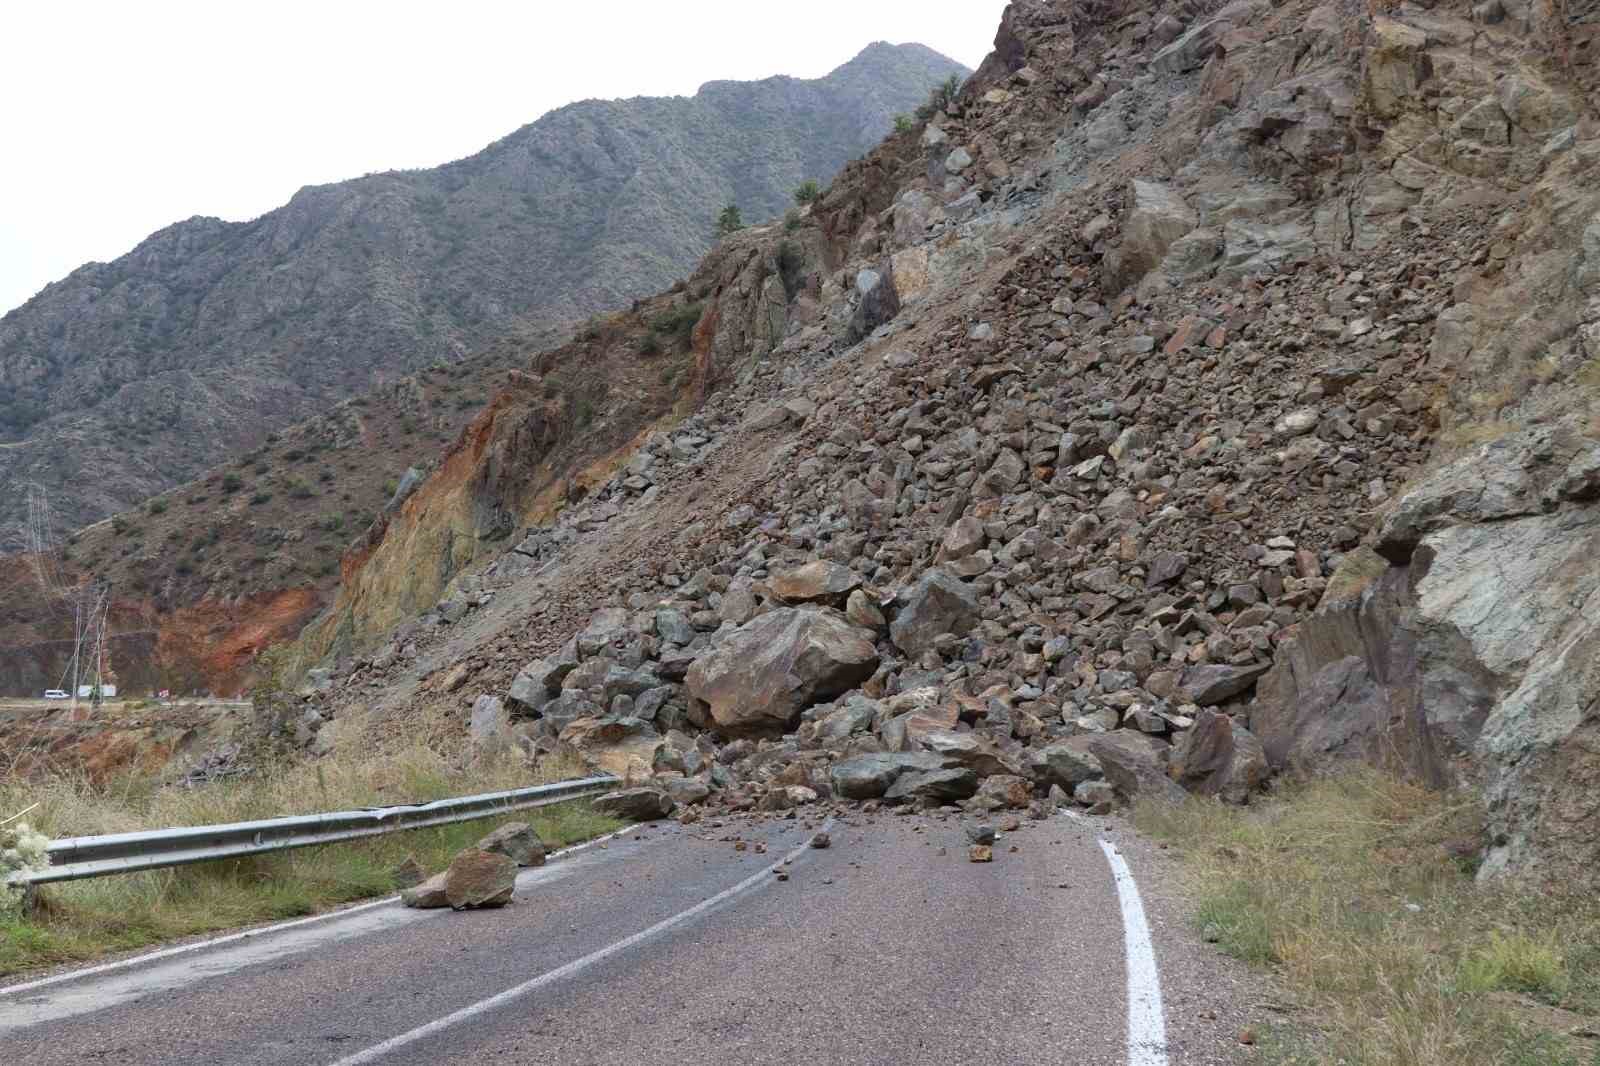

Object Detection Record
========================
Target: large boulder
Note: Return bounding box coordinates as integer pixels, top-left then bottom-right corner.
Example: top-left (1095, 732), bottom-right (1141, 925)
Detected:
top-left (828, 752), bottom-right (951, 800)
top-left (1103, 180), bottom-right (1198, 292)
top-left (1087, 731), bottom-right (1188, 805)
top-left (557, 716), bottom-right (663, 778)
top-left (685, 607), bottom-right (880, 736)
top-left (889, 569), bottom-right (980, 659)
top-left (475, 823), bottom-right (546, 867)
top-left (1168, 711), bottom-right (1268, 804)
top-left (884, 766), bottom-right (980, 804)
top-left (769, 561), bottom-right (861, 607)
top-left (847, 261), bottom-right (901, 343)
top-left (1178, 663), bottom-right (1271, 706)
top-left (1027, 738), bottom-right (1104, 790)
top-left (443, 849), bottom-right (517, 909)
top-left (593, 787), bottom-right (675, 821)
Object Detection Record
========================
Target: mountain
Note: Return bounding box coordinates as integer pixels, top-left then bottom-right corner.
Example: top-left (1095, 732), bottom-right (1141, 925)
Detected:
top-left (0, 42), bottom-right (967, 550)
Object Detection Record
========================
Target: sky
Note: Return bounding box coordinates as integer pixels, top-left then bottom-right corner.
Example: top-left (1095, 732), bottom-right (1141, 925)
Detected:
top-left (0, 0), bottom-right (1008, 317)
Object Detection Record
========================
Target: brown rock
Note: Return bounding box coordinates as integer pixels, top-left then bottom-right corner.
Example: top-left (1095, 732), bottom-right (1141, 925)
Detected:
top-left (443, 849), bottom-right (517, 909)
top-left (400, 872), bottom-right (449, 909)
top-left (969, 844), bottom-right (994, 863)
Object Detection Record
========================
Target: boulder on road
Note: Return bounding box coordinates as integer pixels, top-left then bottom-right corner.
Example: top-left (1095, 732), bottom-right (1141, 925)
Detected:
top-left (444, 849), bottom-right (517, 909)
top-left (400, 872), bottom-right (449, 909)
top-left (685, 607), bottom-right (879, 735)
top-left (475, 822), bottom-right (547, 867)
top-left (828, 752), bottom-right (951, 800)
top-left (883, 766), bottom-right (980, 803)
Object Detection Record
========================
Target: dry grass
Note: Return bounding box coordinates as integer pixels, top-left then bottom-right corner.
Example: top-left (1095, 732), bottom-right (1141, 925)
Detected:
top-left (0, 746), bottom-right (622, 978)
top-left (1136, 771), bottom-right (1600, 1066)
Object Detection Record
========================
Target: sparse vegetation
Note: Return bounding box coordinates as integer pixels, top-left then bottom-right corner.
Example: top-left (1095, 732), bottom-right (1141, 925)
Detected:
top-left (0, 750), bottom-right (620, 977)
top-left (716, 203), bottom-right (744, 237)
top-left (650, 301), bottom-right (704, 352)
top-left (894, 114), bottom-right (914, 133)
top-left (793, 179), bottom-right (822, 205)
top-left (1138, 771), bottom-right (1600, 1066)
top-left (916, 73), bottom-right (964, 121)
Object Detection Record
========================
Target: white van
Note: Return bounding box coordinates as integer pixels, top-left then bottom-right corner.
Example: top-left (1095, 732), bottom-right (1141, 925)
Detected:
top-left (43, 689), bottom-right (69, 700)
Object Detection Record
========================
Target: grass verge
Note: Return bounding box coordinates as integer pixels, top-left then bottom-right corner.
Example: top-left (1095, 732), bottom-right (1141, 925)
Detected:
top-left (0, 747), bottom-right (623, 978)
top-left (1136, 770), bottom-right (1600, 1066)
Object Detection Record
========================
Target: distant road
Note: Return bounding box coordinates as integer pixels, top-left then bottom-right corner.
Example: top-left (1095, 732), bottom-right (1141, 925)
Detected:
top-left (0, 812), bottom-right (1255, 1065)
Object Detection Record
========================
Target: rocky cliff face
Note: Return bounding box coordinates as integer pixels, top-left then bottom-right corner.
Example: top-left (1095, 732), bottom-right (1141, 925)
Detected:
top-left (0, 43), bottom-right (967, 550)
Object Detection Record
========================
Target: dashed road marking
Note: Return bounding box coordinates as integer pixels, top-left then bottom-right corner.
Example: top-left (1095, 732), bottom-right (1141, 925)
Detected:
top-left (327, 818), bottom-right (836, 1066)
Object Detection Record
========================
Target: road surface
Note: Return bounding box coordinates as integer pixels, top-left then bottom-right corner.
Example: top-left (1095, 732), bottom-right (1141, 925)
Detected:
top-left (0, 810), bottom-right (1257, 1065)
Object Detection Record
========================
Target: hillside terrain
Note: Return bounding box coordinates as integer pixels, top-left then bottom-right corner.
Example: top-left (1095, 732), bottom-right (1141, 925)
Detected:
top-left (9, 0), bottom-right (1600, 900)
top-left (0, 42), bottom-right (966, 549)
top-left (251, 0), bottom-right (1600, 900)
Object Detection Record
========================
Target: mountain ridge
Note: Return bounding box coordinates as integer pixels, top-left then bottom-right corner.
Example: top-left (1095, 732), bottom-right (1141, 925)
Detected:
top-left (0, 42), bottom-right (967, 549)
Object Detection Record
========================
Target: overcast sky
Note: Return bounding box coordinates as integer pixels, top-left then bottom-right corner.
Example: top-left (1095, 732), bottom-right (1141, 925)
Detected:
top-left (0, 1), bottom-right (1007, 317)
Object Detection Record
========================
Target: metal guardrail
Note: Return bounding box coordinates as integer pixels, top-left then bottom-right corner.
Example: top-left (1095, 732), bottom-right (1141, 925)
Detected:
top-left (6, 775), bottom-right (619, 887)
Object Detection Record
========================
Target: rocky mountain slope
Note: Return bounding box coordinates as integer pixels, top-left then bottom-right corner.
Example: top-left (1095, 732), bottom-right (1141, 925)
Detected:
top-left (0, 42), bottom-right (966, 549)
top-left (14, 0), bottom-right (1600, 892)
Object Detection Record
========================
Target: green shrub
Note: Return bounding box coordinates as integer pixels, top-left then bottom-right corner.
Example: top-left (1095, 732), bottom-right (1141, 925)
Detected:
top-left (249, 492), bottom-right (273, 506)
top-left (147, 500), bottom-right (167, 516)
top-left (894, 114), bottom-right (913, 133)
top-left (639, 333), bottom-right (664, 357)
top-left (716, 203), bottom-right (744, 236)
top-left (221, 474), bottom-right (243, 493)
top-left (649, 302), bottom-right (704, 351)
top-left (784, 209), bottom-right (802, 233)
top-left (793, 180), bottom-right (821, 206)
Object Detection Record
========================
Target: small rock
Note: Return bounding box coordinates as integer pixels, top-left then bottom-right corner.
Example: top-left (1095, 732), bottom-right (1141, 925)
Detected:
top-left (966, 823), bottom-right (997, 845)
top-left (969, 844), bottom-right (994, 863)
top-left (810, 831), bottom-right (831, 849)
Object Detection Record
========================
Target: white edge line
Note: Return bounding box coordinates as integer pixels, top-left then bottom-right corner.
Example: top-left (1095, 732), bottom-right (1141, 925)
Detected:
top-left (0, 825), bottom-right (636, 998)
top-left (1097, 837), bottom-right (1170, 1066)
top-left (327, 818), bottom-right (836, 1066)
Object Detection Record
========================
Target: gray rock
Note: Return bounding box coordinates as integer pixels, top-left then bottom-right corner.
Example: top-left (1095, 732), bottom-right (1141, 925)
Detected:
top-left (828, 752), bottom-right (951, 800)
top-left (1087, 731), bottom-right (1188, 805)
top-left (1168, 711), bottom-right (1268, 804)
top-left (1027, 738), bottom-right (1104, 790)
top-left (685, 607), bottom-right (880, 735)
top-left (469, 696), bottom-right (510, 746)
top-left (593, 787), bottom-right (675, 822)
top-left (475, 822), bottom-right (547, 867)
top-left (883, 766), bottom-right (980, 803)
top-left (1178, 663), bottom-right (1271, 705)
top-left (890, 569), bottom-right (980, 658)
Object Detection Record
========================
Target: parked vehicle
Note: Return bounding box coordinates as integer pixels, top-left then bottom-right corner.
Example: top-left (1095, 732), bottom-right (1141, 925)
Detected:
top-left (42, 689), bottom-right (69, 700)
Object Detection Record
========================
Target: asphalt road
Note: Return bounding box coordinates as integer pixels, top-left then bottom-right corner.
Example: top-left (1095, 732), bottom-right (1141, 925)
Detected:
top-left (0, 810), bottom-right (1257, 1065)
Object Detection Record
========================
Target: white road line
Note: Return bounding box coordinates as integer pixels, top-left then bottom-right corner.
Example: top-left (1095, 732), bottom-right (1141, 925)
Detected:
top-left (328, 818), bottom-right (836, 1066)
top-left (0, 826), bottom-right (633, 999)
top-left (1097, 838), bottom-right (1170, 1066)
